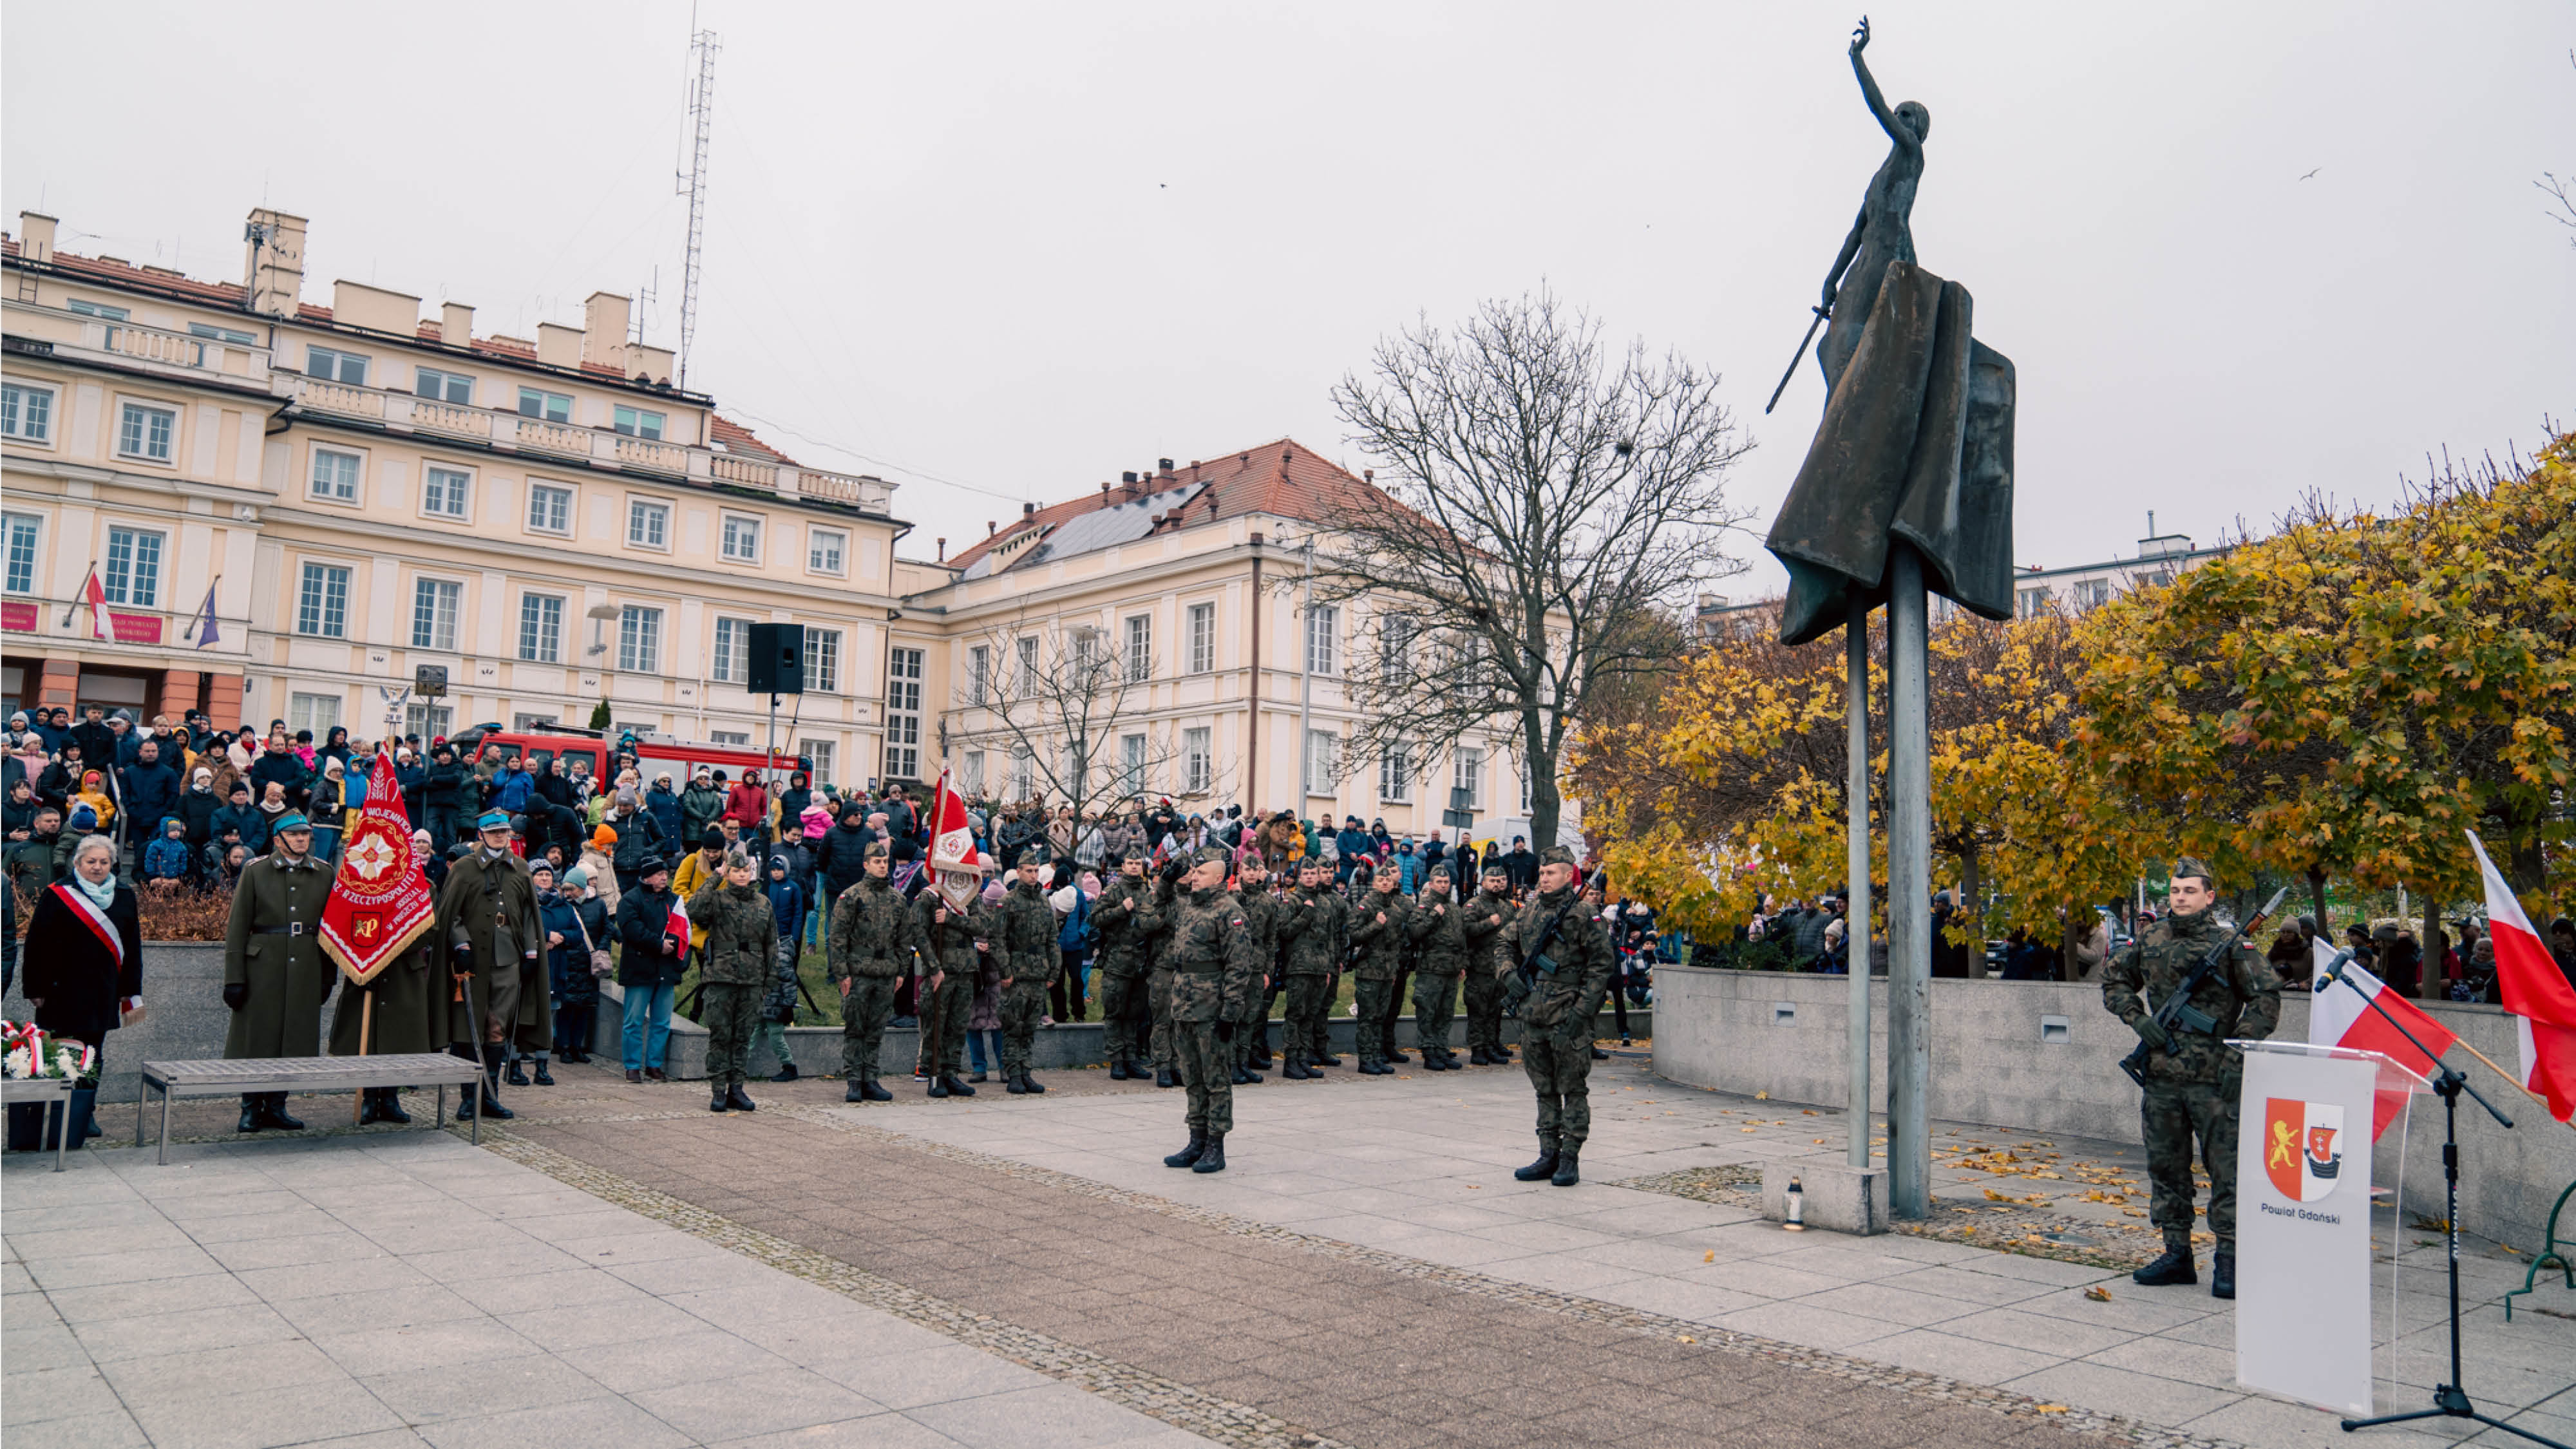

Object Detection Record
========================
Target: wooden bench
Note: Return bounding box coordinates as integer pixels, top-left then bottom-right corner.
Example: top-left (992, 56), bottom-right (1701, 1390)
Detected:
top-left (136, 1054), bottom-right (486, 1164)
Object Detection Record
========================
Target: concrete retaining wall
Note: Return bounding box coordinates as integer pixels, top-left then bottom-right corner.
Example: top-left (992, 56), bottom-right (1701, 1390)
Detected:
top-left (1652, 965), bottom-right (2574, 1250)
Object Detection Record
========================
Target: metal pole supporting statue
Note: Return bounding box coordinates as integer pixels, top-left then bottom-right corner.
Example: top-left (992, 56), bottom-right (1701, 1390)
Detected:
top-left (1765, 17), bottom-right (2018, 1219)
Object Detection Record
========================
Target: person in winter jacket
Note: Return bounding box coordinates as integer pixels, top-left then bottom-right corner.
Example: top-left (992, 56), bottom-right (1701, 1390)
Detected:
top-left (395, 748), bottom-right (426, 822)
top-left (210, 781), bottom-right (268, 857)
top-left (680, 769), bottom-right (725, 845)
top-left (119, 738), bottom-right (182, 842)
top-left (422, 744), bottom-right (468, 849)
top-left (143, 816), bottom-right (193, 893)
top-left (614, 857), bottom-right (687, 1081)
top-left (723, 770), bottom-right (770, 841)
top-left (605, 791), bottom-right (665, 891)
top-left (544, 864), bottom-right (610, 1063)
top-left (752, 852), bottom-right (807, 1081)
top-left (248, 734), bottom-right (311, 810)
top-left (776, 772), bottom-right (812, 829)
top-left (491, 756), bottom-right (536, 815)
top-left (645, 772), bottom-right (685, 842)
top-left (176, 765), bottom-right (223, 848)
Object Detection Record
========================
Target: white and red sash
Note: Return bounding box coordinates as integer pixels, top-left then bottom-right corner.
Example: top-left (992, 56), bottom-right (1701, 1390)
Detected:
top-left (50, 881), bottom-right (124, 966)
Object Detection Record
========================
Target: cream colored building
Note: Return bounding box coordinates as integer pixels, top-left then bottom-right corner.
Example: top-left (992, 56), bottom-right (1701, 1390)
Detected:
top-left (3, 207), bottom-right (904, 782)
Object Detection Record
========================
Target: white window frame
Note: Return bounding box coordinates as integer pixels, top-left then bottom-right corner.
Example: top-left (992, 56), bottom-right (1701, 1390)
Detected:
top-left (1010, 744), bottom-right (1035, 801)
top-left (807, 527), bottom-right (846, 576)
top-left (1452, 746), bottom-right (1485, 811)
top-left (116, 401), bottom-right (176, 463)
top-left (306, 346), bottom-right (369, 386)
top-left (1186, 601), bottom-right (1215, 675)
top-left (289, 692), bottom-right (342, 737)
top-left (296, 562), bottom-right (350, 638)
top-left (719, 511), bottom-right (762, 564)
top-left (1305, 604), bottom-right (1339, 676)
top-left (3, 513), bottom-right (39, 594)
top-left (518, 592), bottom-right (564, 664)
top-left (1, 381), bottom-right (55, 444)
top-left (410, 577), bottom-right (462, 652)
top-left (1124, 614), bottom-right (1152, 683)
top-left (310, 446), bottom-right (363, 503)
top-left (617, 604), bottom-right (663, 672)
top-left (804, 627), bottom-right (842, 694)
top-left (799, 739), bottom-right (835, 786)
top-left (1379, 744), bottom-right (1411, 802)
top-left (103, 526), bottom-right (162, 607)
top-left (1016, 636), bottom-right (1039, 693)
top-left (885, 647), bottom-right (923, 779)
top-left (421, 464), bottom-right (473, 521)
top-left (961, 750), bottom-right (986, 797)
top-left (627, 497), bottom-right (671, 551)
top-left (710, 616), bottom-right (754, 685)
top-left (1304, 729), bottom-right (1339, 797)
top-left (612, 405), bottom-right (665, 440)
top-left (518, 386), bottom-right (573, 423)
top-left (404, 702), bottom-right (453, 741)
top-left (1184, 727), bottom-right (1212, 795)
top-left (710, 731), bottom-right (751, 746)
top-left (1379, 614), bottom-right (1414, 688)
top-left (1119, 733), bottom-right (1147, 797)
top-left (967, 645), bottom-right (990, 706)
top-left (415, 367), bottom-right (473, 405)
top-left (526, 482), bottom-right (573, 536)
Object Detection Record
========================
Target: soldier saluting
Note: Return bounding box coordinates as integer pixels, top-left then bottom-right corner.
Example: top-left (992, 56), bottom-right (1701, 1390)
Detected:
top-left (2100, 857), bottom-right (2280, 1300)
top-left (1493, 846), bottom-right (1615, 1186)
top-left (222, 810), bottom-right (330, 1133)
top-left (1160, 846), bottom-right (1262, 1175)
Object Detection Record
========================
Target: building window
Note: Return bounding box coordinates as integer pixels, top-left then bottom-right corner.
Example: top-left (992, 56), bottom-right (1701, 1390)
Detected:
top-left (1124, 614), bottom-right (1152, 683)
top-left (628, 498), bottom-right (669, 549)
top-left (422, 466), bottom-right (471, 520)
top-left (720, 513), bottom-right (761, 563)
top-left (289, 692), bottom-right (341, 737)
top-left (612, 406), bottom-right (665, 440)
top-left (116, 402), bottom-right (176, 462)
top-left (1119, 733), bottom-right (1147, 797)
top-left (2136, 569), bottom-right (2173, 589)
top-left (187, 323), bottom-right (256, 367)
top-left (1453, 747), bottom-right (1484, 810)
top-left (403, 702), bottom-right (452, 741)
top-left (410, 578), bottom-right (461, 652)
top-left (0, 382), bottom-right (53, 442)
top-left (306, 346), bottom-right (368, 386)
top-left (2074, 578), bottom-right (2112, 609)
top-left (618, 605), bottom-right (662, 672)
top-left (2015, 587), bottom-right (2049, 620)
top-left (1305, 730), bottom-right (1339, 796)
top-left (799, 740), bottom-right (835, 786)
top-left (967, 645), bottom-right (989, 706)
top-left (1187, 601), bottom-right (1215, 674)
top-left (67, 298), bottom-right (129, 321)
top-left (296, 563), bottom-right (350, 638)
top-left (104, 526), bottom-right (162, 607)
top-left (710, 617), bottom-right (753, 684)
top-left (1379, 614), bottom-right (1414, 688)
top-left (515, 713), bottom-right (564, 733)
top-left (804, 627), bottom-right (842, 693)
top-left (710, 731), bottom-right (750, 746)
top-left (1072, 629), bottom-right (1100, 672)
top-left (1016, 637), bottom-right (1039, 693)
top-left (527, 483), bottom-right (572, 535)
top-left (1184, 727), bottom-right (1212, 795)
top-left (1305, 604), bottom-right (1339, 676)
top-left (518, 593), bottom-right (564, 663)
top-left (885, 647), bottom-right (922, 779)
top-left (808, 527), bottom-right (846, 575)
top-left (415, 368), bottom-right (473, 404)
top-left (310, 448), bottom-right (362, 502)
top-left (1379, 744), bottom-right (1411, 802)
top-left (3, 515), bottom-right (37, 594)
top-left (961, 751), bottom-right (985, 797)
top-left (1010, 744), bottom-right (1035, 802)
top-left (517, 387), bottom-right (572, 423)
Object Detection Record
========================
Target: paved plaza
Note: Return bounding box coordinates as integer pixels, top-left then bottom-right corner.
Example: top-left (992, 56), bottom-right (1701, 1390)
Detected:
top-left (6, 1053), bottom-right (2571, 1448)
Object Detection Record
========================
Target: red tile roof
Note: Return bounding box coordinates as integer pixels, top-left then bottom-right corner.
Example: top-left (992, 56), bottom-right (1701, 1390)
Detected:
top-left (943, 438), bottom-right (1392, 574)
top-left (710, 414), bottom-right (797, 466)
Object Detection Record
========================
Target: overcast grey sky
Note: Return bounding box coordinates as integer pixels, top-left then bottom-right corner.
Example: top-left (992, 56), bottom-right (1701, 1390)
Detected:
top-left (7, 2), bottom-right (2568, 599)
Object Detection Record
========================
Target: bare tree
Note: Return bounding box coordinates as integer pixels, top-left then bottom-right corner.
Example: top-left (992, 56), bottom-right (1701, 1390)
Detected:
top-left (1318, 287), bottom-right (1754, 846)
top-left (949, 612), bottom-right (1208, 835)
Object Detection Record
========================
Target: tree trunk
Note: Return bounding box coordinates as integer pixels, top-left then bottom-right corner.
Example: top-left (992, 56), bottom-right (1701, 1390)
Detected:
top-left (1526, 712), bottom-right (1561, 848)
top-left (2307, 865), bottom-right (2331, 940)
top-left (1959, 848), bottom-right (1987, 978)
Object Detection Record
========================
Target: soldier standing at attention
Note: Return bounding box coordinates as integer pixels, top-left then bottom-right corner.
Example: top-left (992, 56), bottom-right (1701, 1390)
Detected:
top-left (1494, 846), bottom-right (1616, 1186)
top-left (1461, 862), bottom-right (1516, 1065)
top-left (690, 847), bottom-right (777, 1112)
top-left (1310, 864), bottom-right (1350, 1068)
top-left (222, 810), bottom-right (329, 1133)
top-left (1273, 859), bottom-right (1335, 1079)
top-left (1229, 855), bottom-right (1278, 1084)
top-left (828, 839), bottom-right (922, 1103)
top-left (1347, 865), bottom-right (1412, 1075)
top-left (1147, 858), bottom-right (1186, 1089)
top-left (916, 867), bottom-right (1001, 1097)
top-left (1160, 846), bottom-right (1261, 1174)
top-left (1092, 852), bottom-right (1160, 1080)
top-left (435, 811), bottom-right (544, 1121)
top-left (2101, 857), bottom-right (2278, 1300)
top-left (996, 847), bottom-right (1058, 1094)
top-left (1408, 862), bottom-right (1467, 1070)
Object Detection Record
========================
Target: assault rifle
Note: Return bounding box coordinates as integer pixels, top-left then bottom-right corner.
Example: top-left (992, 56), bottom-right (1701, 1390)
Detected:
top-left (1500, 896), bottom-right (1586, 1019)
top-left (2116, 886), bottom-right (2289, 1089)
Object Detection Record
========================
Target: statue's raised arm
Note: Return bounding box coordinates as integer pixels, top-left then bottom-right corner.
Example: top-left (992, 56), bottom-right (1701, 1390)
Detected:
top-left (1850, 17), bottom-right (1918, 155)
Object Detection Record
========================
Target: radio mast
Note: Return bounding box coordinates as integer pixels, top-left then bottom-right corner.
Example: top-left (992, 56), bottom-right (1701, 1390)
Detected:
top-left (675, 19), bottom-right (720, 389)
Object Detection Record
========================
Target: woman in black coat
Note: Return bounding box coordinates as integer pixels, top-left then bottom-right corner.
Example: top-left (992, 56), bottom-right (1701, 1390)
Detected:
top-left (21, 833), bottom-right (144, 1067)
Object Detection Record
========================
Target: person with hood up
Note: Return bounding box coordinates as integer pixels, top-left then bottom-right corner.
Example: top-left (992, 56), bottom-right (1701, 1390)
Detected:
top-left (309, 757), bottom-right (348, 862)
top-left (680, 768), bottom-right (725, 845)
top-left (143, 816), bottom-right (193, 893)
top-left (723, 768), bottom-right (770, 844)
top-left (542, 863), bottom-right (609, 1065)
top-left (71, 769), bottom-right (117, 834)
top-left (776, 771), bottom-right (813, 829)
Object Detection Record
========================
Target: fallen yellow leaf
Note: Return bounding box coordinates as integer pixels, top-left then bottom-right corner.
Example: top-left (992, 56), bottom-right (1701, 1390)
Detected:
top-left (1703, 1250), bottom-right (1716, 1263)
top-left (1755, 1090), bottom-right (1770, 1100)
top-left (2083, 1286), bottom-right (2113, 1302)
top-left (2036, 1404), bottom-right (2069, 1414)
top-left (1677, 1335), bottom-right (1697, 1345)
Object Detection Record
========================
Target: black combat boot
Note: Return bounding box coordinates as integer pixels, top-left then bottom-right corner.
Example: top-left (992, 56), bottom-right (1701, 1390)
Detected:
top-left (477, 1045), bottom-right (515, 1119)
top-left (1313, 1050), bottom-right (1341, 1066)
top-left (940, 1074), bottom-right (976, 1097)
top-left (1514, 1142), bottom-right (1560, 1181)
top-left (928, 1077), bottom-right (951, 1098)
top-left (1550, 1148), bottom-right (1582, 1188)
top-left (847, 1080), bottom-right (869, 1103)
top-left (1590, 1045), bottom-right (1609, 1061)
top-left (1155, 1066), bottom-right (1178, 1089)
top-left (531, 1055), bottom-right (554, 1086)
top-left (1248, 1037), bottom-right (1273, 1069)
top-left (1283, 1054), bottom-right (1314, 1081)
top-left (773, 1061), bottom-right (799, 1083)
top-left (1468, 1046), bottom-right (1491, 1066)
top-left (710, 1086), bottom-right (730, 1112)
top-left (1132, 1058), bottom-right (1156, 1079)
top-left (1388, 1048), bottom-right (1410, 1064)
top-left (1193, 1133), bottom-right (1228, 1173)
top-left (356, 1088), bottom-right (386, 1125)
top-left (238, 1094), bottom-right (264, 1133)
top-left (1493, 1045), bottom-right (1514, 1062)
top-left (1023, 1072), bottom-right (1046, 1094)
top-left (375, 1088), bottom-right (412, 1124)
top-left (1005, 1070), bottom-right (1028, 1094)
top-left (726, 1083), bottom-right (757, 1112)
top-left (2132, 1244), bottom-right (2197, 1287)
top-left (2211, 1251), bottom-right (2235, 1300)
top-left (1108, 1059), bottom-right (1131, 1081)
top-left (260, 1094), bottom-right (307, 1131)
top-left (1164, 1132), bottom-right (1208, 1168)
top-left (506, 1054), bottom-right (531, 1086)
top-left (860, 1079), bottom-right (891, 1102)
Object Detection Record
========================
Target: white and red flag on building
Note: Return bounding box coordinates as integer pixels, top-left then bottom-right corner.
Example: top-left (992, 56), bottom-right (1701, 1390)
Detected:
top-left (2468, 831), bottom-right (2576, 1124)
top-left (319, 752), bottom-right (434, 987)
top-left (79, 563), bottom-right (109, 641)
top-left (2308, 936), bottom-right (2454, 1139)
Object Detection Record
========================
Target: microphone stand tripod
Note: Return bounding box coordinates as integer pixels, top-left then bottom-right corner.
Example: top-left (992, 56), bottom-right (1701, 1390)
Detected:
top-left (2318, 953), bottom-right (2564, 1448)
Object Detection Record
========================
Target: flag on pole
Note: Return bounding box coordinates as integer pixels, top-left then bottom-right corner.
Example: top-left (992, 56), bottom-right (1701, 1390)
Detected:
top-left (664, 889), bottom-right (692, 958)
top-left (319, 753), bottom-right (435, 987)
top-left (190, 580), bottom-right (220, 649)
top-left (2468, 831), bottom-right (2576, 1124)
top-left (2308, 936), bottom-right (2454, 1139)
top-left (80, 564), bottom-right (109, 641)
top-left (925, 768), bottom-right (986, 910)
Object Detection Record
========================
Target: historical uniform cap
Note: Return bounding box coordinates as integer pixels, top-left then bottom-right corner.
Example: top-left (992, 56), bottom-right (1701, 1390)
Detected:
top-left (863, 839), bottom-right (889, 860)
top-left (2172, 856), bottom-right (2214, 884)
top-left (477, 810), bottom-right (511, 831)
top-left (1019, 844), bottom-right (1049, 867)
top-left (273, 811), bottom-right (311, 833)
top-left (1540, 844), bottom-right (1578, 867)
top-left (1192, 844), bottom-right (1232, 868)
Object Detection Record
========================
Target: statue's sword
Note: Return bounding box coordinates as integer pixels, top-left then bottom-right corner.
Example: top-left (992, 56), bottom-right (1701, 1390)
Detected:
top-left (1764, 305), bottom-right (1831, 415)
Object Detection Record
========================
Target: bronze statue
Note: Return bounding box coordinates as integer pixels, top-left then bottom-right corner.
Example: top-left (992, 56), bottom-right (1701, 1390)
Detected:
top-left (1817, 17), bottom-right (1927, 398)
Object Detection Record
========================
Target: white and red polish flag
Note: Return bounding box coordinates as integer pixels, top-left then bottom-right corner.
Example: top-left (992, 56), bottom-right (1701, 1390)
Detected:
top-left (2309, 935), bottom-right (2454, 1139)
top-left (2468, 831), bottom-right (2576, 1124)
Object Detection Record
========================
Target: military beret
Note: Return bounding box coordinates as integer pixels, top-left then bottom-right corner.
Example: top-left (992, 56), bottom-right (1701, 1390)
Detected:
top-left (1193, 844), bottom-right (1232, 867)
top-left (1427, 862), bottom-right (1453, 880)
top-left (2171, 856), bottom-right (2213, 885)
top-left (863, 839), bottom-right (889, 860)
top-left (1019, 844), bottom-right (1049, 867)
top-left (1482, 860), bottom-right (1510, 877)
top-left (1540, 844), bottom-right (1578, 867)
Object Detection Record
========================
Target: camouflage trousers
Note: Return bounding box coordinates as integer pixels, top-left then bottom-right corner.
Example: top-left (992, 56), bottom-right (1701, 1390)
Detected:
top-left (1231, 981), bottom-right (1271, 1070)
top-left (918, 972), bottom-right (974, 1080)
top-left (1412, 971), bottom-right (1461, 1059)
top-left (2143, 1076), bottom-right (2240, 1251)
top-left (1149, 968), bottom-right (1176, 1070)
top-left (1283, 974), bottom-right (1332, 1063)
top-left (1522, 1016), bottom-right (1596, 1151)
top-left (998, 981), bottom-right (1047, 1075)
top-left (838, 975), bottom-right (898, 1083)
top-left (1461, 967), bottom-right (1504, 1056)
top-left (1353, 979), bottom-right (1395, 1066)
top-left (1174, 1019), bottom-right (1234, 1135)
top-left (1099, 972), bottom-right (1151, 1065)
top-left (699, 981), bottom-right (762, 1089)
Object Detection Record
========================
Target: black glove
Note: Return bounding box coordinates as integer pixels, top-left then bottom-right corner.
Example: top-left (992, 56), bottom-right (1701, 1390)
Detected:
top-left (1213, 1019), bottom-right (1235, 1043)
top-left (223, 982), bottom-right (249, 1011)
top-left (2134, 1018), bottom-right (2174, 1053)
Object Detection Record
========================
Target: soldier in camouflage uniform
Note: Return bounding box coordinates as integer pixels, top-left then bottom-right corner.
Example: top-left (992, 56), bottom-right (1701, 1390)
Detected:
top-left (828, 840), bottom-right (925, 1103)
top-left (1461, 862), bottom-right (1516, 1064)
top-left (1147, 859), bottom-right (1184, 1088)
top-left (995, 847), bottom-right (1059, 1094)
top-left (690, 848), bottom-right (779, 1113)
top-left (1275, 858), bottom-right (1339, 1079)
top-left (1092, 852), bottom-right (1160, 1079)
top-left (2101, 857), bottom-right (2278, 1300)
top-left (1159, 846), bottom-right (1262, 1174)
top-left (1493, 846), bottom-right (1616, 1185)
top-left (916, 874), bottom-right (1003, 1098)
top-left (1228, 855), bottom-right (1279, 1084)
top-left (1347, 865), bottom-right (1411, 1074)
top-left (1406, 863), bottom-right (1468, 1070)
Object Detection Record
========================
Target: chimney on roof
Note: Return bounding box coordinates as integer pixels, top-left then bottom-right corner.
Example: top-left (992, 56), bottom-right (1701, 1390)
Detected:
top-left (442, 302), bottom-right (475, 349)
top-left (582, 292), bottom-right (630, 372)
top-left (1158, 457), bottom-right (1174, 473)
top-left (536, 321), bottom-right (583, 370)
top-left (1023, 501), bottom-right (1037, 516)
top-left (1363, 469), bottom-right (1374, 484)
top-left (987, 520), bottom-right (997, 536)
top-left (17, 211), bottom-right (56, 265)
top-left (1121, 471), bottom-right (1139, 484)
top-left (243, 207), bottom-right (308, 319)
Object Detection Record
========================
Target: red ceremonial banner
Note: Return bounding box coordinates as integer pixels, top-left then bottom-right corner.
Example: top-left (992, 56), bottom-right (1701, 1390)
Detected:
top-left (321, 752), bottom-right (435, 987)
top-left (108, 611), bottom-right (164, 645)
top-left (0, 601), bottom-right (35, 632)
